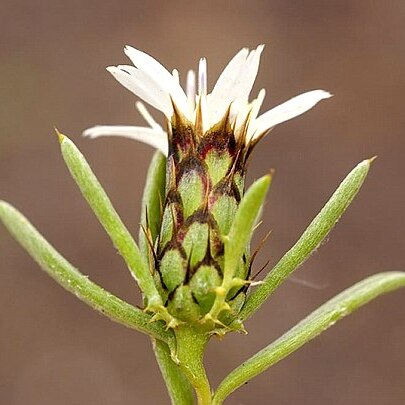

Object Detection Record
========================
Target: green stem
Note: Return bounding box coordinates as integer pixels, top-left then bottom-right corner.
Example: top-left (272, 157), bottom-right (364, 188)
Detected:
top-left (152, 339), bottom-right (195, 405)
top-left (175, 327), bottom-right (211, 405)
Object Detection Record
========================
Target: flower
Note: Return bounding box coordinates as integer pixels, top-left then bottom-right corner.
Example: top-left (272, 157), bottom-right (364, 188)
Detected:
top-left (83, 45), bottom-right (331, 156)
top-left (83, 45), bottom-right (332, 329)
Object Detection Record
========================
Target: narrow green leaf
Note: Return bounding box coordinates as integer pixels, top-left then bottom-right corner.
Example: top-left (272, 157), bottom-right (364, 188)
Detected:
top-left (213, 271), bottom-right (405, 404)
top-left (152, 339), bottom-right (195, 405)
top-left (240, 159), bottom-right (373, 321)
top-left (0, 201), bottom-right (172, 343)
top-left (139, 150), bottom-right (166, 259)
top-left (224, 174), bottom-right (272, 282)
top-left (206, 175), bottom-right (271, 321)
top-left (59, 134), bottom-right (162, 307)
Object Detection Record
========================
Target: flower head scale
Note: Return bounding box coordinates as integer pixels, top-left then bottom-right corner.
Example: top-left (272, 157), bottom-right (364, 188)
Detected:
top-left (83, 45), bottom-right (332, 155)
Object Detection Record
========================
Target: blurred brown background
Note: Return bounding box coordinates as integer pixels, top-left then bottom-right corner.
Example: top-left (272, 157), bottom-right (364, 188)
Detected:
top-left (1, 1), bottom-right (404, 404)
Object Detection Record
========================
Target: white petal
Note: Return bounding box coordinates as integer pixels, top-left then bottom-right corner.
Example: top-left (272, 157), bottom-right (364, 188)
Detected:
top-left (208, 45), bottom-right (264, 125)
top-left (231, 82), bottom-right (265, 135)
top-left (210, 47), bottom-right (249, 100)
top-left (208, 48), bottom-right (249, 123)
top-left (172, 69), bottom-right (180, 84)
top-left (246, 89), bottom-right (266, 141)
top-left (135, 101), bottom-right (163, 131)
top-left (250, 89), bottom-right (266, 122)
top-left (252, 90), bottom-right (332, 139)
top-left (107, 66), bottom-right (173, 117)
top-left (186, 69), bottom-right (196, 112)
top-left (232, 97), bottom-right (250, 132)
top-left (124, 46), bottom-right (189, 116)
top-left (115, 64), bottom-right (175, 116)
top-left (198, 58), bottom-right (207, 96)
top-left (199, 95), bottom-right (209, 133)
top-left (83, 125), bottom-right (168, 156)
top-left (124, 46), bottom-right (175, 88)
top-left (240, 45), bottom-right (264, 101)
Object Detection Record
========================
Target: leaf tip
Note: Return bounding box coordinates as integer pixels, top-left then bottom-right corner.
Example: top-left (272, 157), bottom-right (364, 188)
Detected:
top-left (368, 155), bottom-right (378, 164)
top-left (54, 127), bottom-right (65, 144)
top-left (261, 173), bottom-right (273, 194)
top-left (261, 171), bottom-right (274, 188)
top-left (267, 168), bottom-right (275, 180)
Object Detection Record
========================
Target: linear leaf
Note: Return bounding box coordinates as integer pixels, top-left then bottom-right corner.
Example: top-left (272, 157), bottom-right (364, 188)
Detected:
top-left (240, 158), bottom-right (373, 321)
top-left (206, 174), bottom-right (271, 320)
top-left (224, 174), bottom-right (272, 281)
top-left (0, 201), bottom-right (172, 343)
top-left (59, 134), bottom-right (162, 307)
top-left (213, 271), bottom-right (405, 404)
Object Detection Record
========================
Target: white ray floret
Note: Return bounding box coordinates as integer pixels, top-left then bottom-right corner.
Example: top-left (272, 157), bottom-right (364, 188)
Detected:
top-left (251, 90), bottom-right (332, 139)
top-left (83, 125), bottom-right (168, 156)
top-left (124, 46), bottom-right (189, 116)
top-left (208, 45), bottom-right (264, 125)
top-left (186, 70), bottom-right (196, 113)
top-left (198, 58), bottom-right (207, 96)
top-left (106, 66), bottom-right (172, 118)
top-left (172, 69), bottom-right (180, 84)
top-left (245, 89), bottom-right (266, 142)
top-left (250, 89), bottom-right (266, 123)
top-left (135, 101), bottom-right (163, 131)
top-left (83, 44), bottom-right (332, 153)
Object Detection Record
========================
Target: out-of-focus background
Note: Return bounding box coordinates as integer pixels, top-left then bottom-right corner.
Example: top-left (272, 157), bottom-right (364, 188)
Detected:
top-left (1, 1), bottom-right (404, 404)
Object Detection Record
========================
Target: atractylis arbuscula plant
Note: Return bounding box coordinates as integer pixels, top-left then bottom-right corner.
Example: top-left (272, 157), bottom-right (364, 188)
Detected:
top-left (1, 45), bottom-right (404, 405)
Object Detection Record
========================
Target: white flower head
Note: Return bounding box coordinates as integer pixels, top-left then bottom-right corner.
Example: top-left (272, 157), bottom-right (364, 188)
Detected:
top-left (83, 45), bottom-right (332, 156)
